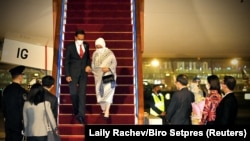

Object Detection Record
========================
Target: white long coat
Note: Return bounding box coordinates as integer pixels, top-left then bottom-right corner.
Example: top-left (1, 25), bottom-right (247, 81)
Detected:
top-left (91, 48), bottom-right (117, 103)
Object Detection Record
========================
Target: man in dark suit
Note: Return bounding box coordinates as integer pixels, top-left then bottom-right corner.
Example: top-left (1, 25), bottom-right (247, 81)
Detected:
top-left (166, 74), bottom-right (195, 125)
top-left (215, 76), bottom-right (238, 125)
top-left (64, 29), bottom-right (92, 124)
top-left (42, 75), bottom-right (58, 122)
top-left (2, 65), bottom-right (28, 141)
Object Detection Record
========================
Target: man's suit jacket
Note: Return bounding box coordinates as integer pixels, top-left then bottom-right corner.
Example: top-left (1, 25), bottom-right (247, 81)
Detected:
top-left (166, 88), bottom-right (194, 125)
top-left (215, 93), bottom-right (238, 125)
top-left (64, 41), bottom-right (91, 78)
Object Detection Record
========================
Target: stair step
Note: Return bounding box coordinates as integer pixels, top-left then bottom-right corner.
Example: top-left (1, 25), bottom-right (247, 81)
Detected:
top-left (60, 85), bottom-right (135, 94)
top-left (59, 114), bottom-right (135, 124)
top-left (60, 135), bottom-right (84, 141)
top-left (68, 0), bottom-right (130, 3)
top-left (60, 66), bottom-right (134, 77)
top-left (62, 49), bottom-right (133, 58)
top-left (63, 40), bottom-right (133, 49)
top-left (60, 75), bottom-right (134, 85)
top-left (66, 11), bottom-right (131, 18)
top-left (66, 4), bottom-right (131, 11)
top-left (64, 32), bottom-right (133, 41)
top-left (60, 94), bottom-right (134, 104)
top-left (59, 124), bottom-right (84, 135)
top-left (59, 104), bottom-right (135, 114)
top-left (64, 24), bottom-right (132, 32)
top-left (66, 17), bottom-right (131, 24)
top-left (62, 56), bottom-right (133, 69)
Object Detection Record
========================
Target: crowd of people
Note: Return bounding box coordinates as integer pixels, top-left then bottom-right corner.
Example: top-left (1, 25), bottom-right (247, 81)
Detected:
top-left (1, 29), bottom-right (117, 140)
top-left (146, 74), bottom-right (238, 125)
top-left (1, 28), bottom-right (239, 140)
top-left (2, 65), bottom-right (59, 141)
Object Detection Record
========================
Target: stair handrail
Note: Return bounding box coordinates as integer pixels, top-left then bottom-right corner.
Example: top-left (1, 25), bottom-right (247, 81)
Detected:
top-left (133, 0), bottom-right (145, 124)
top-left (54, 0), bottom-right (66, 125)
top-left (55, 0), bottom-right (65, 99)
top-left (132, 0), bottom-right (139, 124)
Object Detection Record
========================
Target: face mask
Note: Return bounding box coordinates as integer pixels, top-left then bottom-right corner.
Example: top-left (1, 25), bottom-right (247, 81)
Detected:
top-left (96, 48), bottom-right (105, 53)
top-left (76, 40), bottom-right (83, 45)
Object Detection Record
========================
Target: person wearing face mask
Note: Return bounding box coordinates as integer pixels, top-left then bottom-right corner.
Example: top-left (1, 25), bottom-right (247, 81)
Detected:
top-left (148, 84), bottom-right (168, 125)
top-left (64, 29), bottom-right (92, 124)
top-left (91, 37), bottom-right (117, 123)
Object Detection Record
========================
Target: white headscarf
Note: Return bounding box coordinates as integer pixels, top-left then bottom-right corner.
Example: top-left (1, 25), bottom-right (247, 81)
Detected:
top-left (95, 37), bottom-right (106, 48)
top-left (95, 37), bottom-right (107, 54)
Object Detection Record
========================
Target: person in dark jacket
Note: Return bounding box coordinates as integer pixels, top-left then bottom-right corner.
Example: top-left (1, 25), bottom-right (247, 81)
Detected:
top-left (215, 75), bottom-right (238, 125)
top-left (64, 29), bottom-right (92, 124)
top-left (2, 65), bottom-right (28, 141)
top-left (42, 75), bottom-right (58, 122)
top-left (166, 74), bottom-right (195, 125)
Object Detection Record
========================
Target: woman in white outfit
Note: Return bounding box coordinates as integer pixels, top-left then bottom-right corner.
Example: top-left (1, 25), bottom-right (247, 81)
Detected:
top-left (91, 37), bottom-right (117, 120)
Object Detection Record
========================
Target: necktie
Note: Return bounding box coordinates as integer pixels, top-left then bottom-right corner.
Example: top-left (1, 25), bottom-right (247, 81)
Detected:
top-left (79, 45), bottom-right (84, 58)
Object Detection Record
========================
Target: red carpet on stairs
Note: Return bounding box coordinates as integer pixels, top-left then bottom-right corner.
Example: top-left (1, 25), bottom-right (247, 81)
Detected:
top-left (58, 0), bottom-right (136, 140)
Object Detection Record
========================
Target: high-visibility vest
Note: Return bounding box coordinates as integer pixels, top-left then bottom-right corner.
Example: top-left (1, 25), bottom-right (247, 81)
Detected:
top-left (150, 93), bottom-right (165, 116)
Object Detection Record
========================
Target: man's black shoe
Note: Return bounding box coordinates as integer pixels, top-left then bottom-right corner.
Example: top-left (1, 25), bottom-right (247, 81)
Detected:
top-left (77, 116), bottom-right (86, 124)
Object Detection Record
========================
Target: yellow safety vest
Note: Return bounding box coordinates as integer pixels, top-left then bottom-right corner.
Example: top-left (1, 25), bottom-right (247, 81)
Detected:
top-left (150, 93), bottom-right (165, 116)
